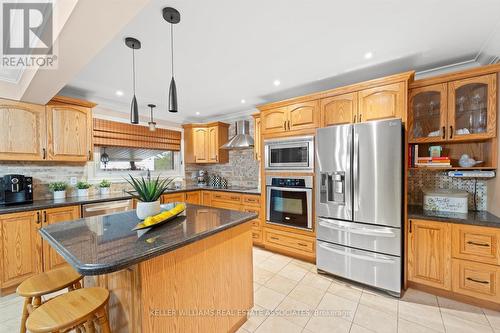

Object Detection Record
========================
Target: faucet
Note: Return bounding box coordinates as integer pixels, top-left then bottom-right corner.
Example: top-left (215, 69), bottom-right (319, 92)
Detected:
top-left (147, 169), bottom-right (151, 181)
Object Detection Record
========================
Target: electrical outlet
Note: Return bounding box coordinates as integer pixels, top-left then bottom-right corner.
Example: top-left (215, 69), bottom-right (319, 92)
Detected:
top-left (70, 177), bottom-right (77, 185)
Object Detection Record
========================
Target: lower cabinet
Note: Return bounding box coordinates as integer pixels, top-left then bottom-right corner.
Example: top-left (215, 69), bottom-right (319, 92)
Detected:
top-left (161, 193), bottom-right (185, 204)
top-left (408, 219), bottom-right (500, 307)
top-left (0, 205), bottom-right (80, 293)
top-left (185, 191), bottom-right (201, 205)
top-left (263, 228), bottom-right (315, 261)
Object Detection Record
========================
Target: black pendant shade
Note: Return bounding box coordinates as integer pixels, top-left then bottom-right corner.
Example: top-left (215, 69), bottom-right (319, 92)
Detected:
top-left (100, 147), bottom-right (109, 169)
top-left (163, 7), bottom-right (180, 113)
top-left (125, 37), bottom-right (141, 124)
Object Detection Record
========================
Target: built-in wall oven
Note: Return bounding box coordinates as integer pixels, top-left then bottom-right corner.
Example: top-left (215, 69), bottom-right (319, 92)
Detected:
top-left (266, 175), bottom-right (313, 230)
top-left (264, 136), bottom-right (314, 171)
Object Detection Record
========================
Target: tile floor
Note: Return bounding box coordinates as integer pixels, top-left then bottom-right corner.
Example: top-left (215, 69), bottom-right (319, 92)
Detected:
top-left (1, 247), bottom-right (499, 333)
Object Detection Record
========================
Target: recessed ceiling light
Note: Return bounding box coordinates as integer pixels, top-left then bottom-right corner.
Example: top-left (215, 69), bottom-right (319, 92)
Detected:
top-left (241, 99), bottom-right (246, 104)
top-left (364, 52), bottom-right (373, 59)
top-left (115, 90), bottom-right (124, 96)
top-left (196, 112), bottom-right (200, 115)
top-left (273, 80), bottom-right (281, 86)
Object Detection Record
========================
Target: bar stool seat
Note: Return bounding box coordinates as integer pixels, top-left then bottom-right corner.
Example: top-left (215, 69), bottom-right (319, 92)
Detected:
top-left (17, 266), bottom-right (82, 298)
top-left (26, 287), bottom-right (111, 333)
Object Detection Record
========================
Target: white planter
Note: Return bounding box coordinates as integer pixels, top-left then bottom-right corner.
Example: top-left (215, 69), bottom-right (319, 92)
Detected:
top-left (77, 188), bottom-right (89, 197)
top-left (136, 200), bottom-right (161, 220)
top-left (100, 187), bottom-right (110, 195)
top-left (53, 190), bottom-right (66, 199)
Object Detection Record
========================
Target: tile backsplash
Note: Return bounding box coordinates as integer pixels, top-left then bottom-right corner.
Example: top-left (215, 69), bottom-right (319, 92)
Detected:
top-left (408, 169), bottom-right (487, 211)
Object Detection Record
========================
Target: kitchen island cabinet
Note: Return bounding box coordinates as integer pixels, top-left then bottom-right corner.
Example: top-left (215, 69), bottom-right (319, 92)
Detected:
top-left (40, 204), bottom-right (256, 333)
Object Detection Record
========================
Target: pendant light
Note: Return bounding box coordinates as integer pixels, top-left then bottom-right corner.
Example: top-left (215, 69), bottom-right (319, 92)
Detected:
top-left (125, 37), bottom-right (141, 124)
top-left (162, 7), bottom-right (180, 113)
top-left (148, 104), bottom-right (157, 131)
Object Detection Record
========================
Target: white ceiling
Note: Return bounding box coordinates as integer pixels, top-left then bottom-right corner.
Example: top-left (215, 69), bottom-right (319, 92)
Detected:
top-left (61, 0), bottom-right (500, 124)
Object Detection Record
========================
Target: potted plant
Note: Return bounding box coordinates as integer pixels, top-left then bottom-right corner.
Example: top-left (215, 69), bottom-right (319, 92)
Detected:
top-left (126, 175), bottom-right (173, 219)
top-left (99, 179), bottom-right (112, 195)
top-left (48, 182), bottom-right (67, 199)
top-left (76, 181), bottom-right (91, 197)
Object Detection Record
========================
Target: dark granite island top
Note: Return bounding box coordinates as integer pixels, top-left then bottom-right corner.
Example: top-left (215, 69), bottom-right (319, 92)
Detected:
top-left (39, 203), bottom-right (257, 275)
top-left (408, 205), bottom-right (500, 228)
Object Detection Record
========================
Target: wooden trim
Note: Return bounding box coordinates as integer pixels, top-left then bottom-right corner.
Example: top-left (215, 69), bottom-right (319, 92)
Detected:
top-left (257, 71), bottom-right (414, 111)
top-left (182, 121), bottom-right (229, 129)
top-left (48, 95), bottom-right (97, 108)
top-left (410, 63), bottom-right (500, 89)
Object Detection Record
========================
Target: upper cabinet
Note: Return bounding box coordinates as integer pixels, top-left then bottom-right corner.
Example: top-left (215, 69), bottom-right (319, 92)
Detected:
top-left (0, 96), bottom-right (95, 162)
top-left (321, 92), bottom-right (358, 126)
top-left (46, 103), bottom-right (93, 162)
top-left (357, 82), bottom-right (405, 122)
top-left (183, 122), bottom-right (229, 164)
top-left (0, 99), bottom-right (46, 161)
top-left (252, 113), bottom-right (261, 161)
top-left (409, 73), bottom-right (497, 143)
top-left (261, 101), bottom-right (319, 135)
top-left (448, 74), bottom-right (497, 141)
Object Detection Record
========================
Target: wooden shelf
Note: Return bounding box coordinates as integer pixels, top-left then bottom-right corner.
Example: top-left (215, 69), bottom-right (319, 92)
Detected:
top-left (410, 166), bottom-right (496, 171)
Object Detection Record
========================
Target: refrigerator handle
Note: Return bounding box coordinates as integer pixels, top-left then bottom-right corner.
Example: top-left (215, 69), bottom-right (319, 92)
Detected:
top-left (353, 132), bottom-right (360, 212)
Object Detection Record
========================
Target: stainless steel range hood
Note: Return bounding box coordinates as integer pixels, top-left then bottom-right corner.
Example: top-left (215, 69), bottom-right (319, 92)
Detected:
top-left (220, 120), bottom-right (254, 149)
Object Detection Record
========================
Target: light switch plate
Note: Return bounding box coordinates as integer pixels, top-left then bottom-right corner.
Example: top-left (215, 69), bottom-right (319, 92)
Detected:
top-left (70, 177), bottom-right (77, 185)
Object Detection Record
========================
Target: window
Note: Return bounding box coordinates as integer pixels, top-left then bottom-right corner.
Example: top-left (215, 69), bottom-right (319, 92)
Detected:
top-left (100, 150), bottom-right (175, 171)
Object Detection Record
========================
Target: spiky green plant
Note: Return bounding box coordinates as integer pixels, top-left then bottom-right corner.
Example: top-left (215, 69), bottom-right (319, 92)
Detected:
top-left (125, 175), bottom-right (173, 202)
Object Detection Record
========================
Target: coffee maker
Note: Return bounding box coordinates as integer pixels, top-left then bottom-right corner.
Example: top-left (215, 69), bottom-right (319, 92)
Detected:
top-left (0, 175), bottom-right (33, 205)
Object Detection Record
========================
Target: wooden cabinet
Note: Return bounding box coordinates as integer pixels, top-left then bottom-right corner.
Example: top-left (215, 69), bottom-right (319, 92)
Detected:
top-left (263, 228), bottom-right (315, 260)
top-left (183, 122), bottom-right (229, 164)
top-left (452, 259), bottom-right (500, 303)
top-left (201, 191), bottom-right (211, 206)
top-left (0, 211), bottom-right (42, 290)
top-left (252, 113), bottom-right (261, 161)
top-left (452, 224), bottom-right (500, 265)
top-left (161, 193), bottom-right (185, 204)
top-left (0, 99), bottom-right (47, 161)
top-left (357, 82), bottom-right (405, 122)
top-left (448, 74), bottom-right (497, 141)
top-left (408, 219), bottom-right (452, 290)
top-left (261, 101), bottom-right (319, 135)
top-left (408, 84), bottom-right (448, 142)
top-left (321, 93), bottom-right (358, 127)
top-left (185, 191), bottom-right (201, 205)
top-left (42, 206), bottom-right (80, 271)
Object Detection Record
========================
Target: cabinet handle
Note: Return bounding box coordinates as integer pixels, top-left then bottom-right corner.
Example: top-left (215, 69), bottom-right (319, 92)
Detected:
top-left (287, 120), bottom-right (291, 130)
top-left (467, 241), bottom-right (490, 247)
top-left (409, 220), bottom-right (412, 233)
top-left (216, 154), bottom-right (218, 161)
top-left (231, 196), bottom-right (239, 200)
top-left (88, 150), bottom-right (91, 160)
top-left (43, 211), bottom-right (47, 223)
top-left (297, 242), bottom-right (308, 247)
top-left (359, 114), bottom-right (362, 122)
top-left (36, 212), bottom-right (41, 224)
top-left (442, 126), bottom-right (445, 139)
top-left (283, 122), bottom-right (286, 131)
top-left (449, 126), bottom-right (453, 139)
top-left (353, 114), bottom-right (356, 123)
top-left (42, 148), bottom-right (46, 159)
top-left (466, 277), bottom-right (489, 284)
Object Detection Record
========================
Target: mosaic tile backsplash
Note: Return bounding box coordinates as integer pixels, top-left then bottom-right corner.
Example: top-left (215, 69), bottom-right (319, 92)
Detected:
top-left (408, 169), bottom-right (487, 211)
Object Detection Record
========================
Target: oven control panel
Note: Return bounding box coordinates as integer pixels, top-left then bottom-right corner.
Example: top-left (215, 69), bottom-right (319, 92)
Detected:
top-left (271, 178), bottom-right (306, 187)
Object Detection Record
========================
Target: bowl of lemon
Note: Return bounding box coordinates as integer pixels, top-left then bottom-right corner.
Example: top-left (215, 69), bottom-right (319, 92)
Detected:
top-left (133, 203), bottom-right (186, 231)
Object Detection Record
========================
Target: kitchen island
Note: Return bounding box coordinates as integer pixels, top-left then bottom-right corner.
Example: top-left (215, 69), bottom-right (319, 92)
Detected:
top-left (39, 203), bottom-right (256, 333)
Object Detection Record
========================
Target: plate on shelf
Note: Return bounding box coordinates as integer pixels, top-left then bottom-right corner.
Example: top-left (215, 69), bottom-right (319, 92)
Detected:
top-left (132, 206), bottom-right (186, 231)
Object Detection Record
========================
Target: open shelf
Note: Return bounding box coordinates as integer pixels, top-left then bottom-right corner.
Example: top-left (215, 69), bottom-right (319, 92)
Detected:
top-left (410, 166), bottom-right (496, 171)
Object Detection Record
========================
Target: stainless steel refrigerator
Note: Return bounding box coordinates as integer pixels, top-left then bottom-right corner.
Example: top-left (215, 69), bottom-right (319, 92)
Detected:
top-left (315, 118), bottom-right (402, 296)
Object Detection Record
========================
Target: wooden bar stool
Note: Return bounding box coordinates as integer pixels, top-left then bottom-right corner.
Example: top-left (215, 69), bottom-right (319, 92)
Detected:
top-left (26, 287), bottom-right (111, 333)
top-left (16, 266), bottom-right (82, 333)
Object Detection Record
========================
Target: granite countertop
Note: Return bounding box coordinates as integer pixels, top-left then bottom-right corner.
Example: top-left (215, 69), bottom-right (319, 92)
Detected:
top-left (0, 186), bottom-right (260, 215)
top-left (39, 203), bottom-right (257, 275)
top-left (408, 205), bottom-right (500, 228)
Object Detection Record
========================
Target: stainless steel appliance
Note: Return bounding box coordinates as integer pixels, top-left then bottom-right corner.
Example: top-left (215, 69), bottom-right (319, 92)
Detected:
top-left (220, 120), bottom-right (254, 149)
top-left (0, 174), bottom-right (33, 205)
top-left (264, 136), bottom-right (314, 171)
top-left (82, 199), bottom-right (134, 217)
top-left (316, 119), bottom-right (402, 296)
top-left (266, 175), bottom-right (313, 230)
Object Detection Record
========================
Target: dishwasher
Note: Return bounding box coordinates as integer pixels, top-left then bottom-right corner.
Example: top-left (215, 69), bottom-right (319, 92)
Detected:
top-left (82, 199), bottom-right (134, 217)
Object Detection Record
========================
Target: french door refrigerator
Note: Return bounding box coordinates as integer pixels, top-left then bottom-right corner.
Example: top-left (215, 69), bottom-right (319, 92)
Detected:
top-left (316, 118), bottom-right (402, 296)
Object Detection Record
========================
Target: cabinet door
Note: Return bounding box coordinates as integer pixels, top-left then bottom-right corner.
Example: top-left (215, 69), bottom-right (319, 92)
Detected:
top-left (194, 128), bottom-right (208, 162)
top-left (253, 115), bottom-right (261, 161)
top-left (321, 93), bottom-right (357, 127)
top-left (358, 82), bottom-right (405, 122)
top-left (408, 84), bottom-right (448, 143)
top-left (0, 99), bottom-right (46, 161)
top-left (46, 104), bottom-right (92, 161)
top-left (201, 191), bottom-right (211, 206)
top-left (185, 191), bottom-right (201, 205)
top-left (42, 205), bottom-right (80, 271)
top-left (448, 74), bottom-right (497, 141)
top-left (288, 101), bottom-right (319, 132)
top-left (408, 219), bottom-right (452, 290)
top-left (0, 211), bottom-right (42, 288)
top-left (161, 193), bottom-right (185, 204)
top-left (207, 126), bottom-right (218, 162)
top-left (261, 107), bottom-right (288, 134)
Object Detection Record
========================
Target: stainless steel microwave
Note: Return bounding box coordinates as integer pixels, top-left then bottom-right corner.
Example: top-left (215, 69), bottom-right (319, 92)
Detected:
top-left (264, 136), bottom-right (314, 171)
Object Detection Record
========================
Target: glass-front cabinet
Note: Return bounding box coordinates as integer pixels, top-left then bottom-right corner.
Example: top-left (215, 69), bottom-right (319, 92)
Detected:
top-left (448, 74), bottom-right (497, 141)
top-left (409, 84), bottom-right (447, 142)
